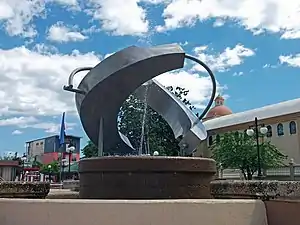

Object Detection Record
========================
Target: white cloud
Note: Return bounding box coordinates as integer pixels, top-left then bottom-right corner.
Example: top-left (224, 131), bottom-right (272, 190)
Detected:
top-left (86, 0), bottom-right (149, 36)
top-left (47, 22), bottom-right (88, 43)
top-left (0, 116), bottom-right (76, 133)
top-left (233, 71), bottom-right (244, 76)
top-left (0, 0), bottom-right (79, 38)
top-left (192, 44), bottom-right (255, 72)
top-left (156, 71), bottom-right (224, 109)
top-left (213, 19), bottom-right (225, 27)
top-left (0, 117), bottom-right (38, 126)
top-left (0, 46), bottom-right (100, 117)
top-left (157, 0), bottom-right (300, 39)
top-left (12, 130), bottom-right (23, 135)
top-left (279, 54), bottom-right (300, 67)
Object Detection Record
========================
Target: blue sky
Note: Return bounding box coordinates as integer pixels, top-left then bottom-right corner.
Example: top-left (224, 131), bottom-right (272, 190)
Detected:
top-left (0, 0), bottom-right (300, 156)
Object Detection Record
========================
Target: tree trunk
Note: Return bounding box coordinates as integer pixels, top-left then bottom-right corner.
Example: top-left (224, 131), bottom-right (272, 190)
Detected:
top-left (246, 166), bottom-right (253, 180)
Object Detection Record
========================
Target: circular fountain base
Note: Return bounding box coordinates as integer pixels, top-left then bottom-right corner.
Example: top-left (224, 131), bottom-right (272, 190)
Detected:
top-left (79, 156), bottom-right (216, 199)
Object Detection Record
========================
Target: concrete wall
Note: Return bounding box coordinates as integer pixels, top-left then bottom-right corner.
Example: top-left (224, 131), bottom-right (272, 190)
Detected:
top-left (0, 199), bottom-right (267, 225)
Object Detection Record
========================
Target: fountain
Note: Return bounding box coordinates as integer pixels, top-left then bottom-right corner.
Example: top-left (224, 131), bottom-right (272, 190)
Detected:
top-left (63, 43), bottom-right (217, 199)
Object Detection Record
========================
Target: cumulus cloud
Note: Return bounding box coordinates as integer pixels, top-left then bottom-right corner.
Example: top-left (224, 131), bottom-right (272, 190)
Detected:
top-left (0, 0), bottom-right (79, 38)
top-left (0, 116), bottom-right (76, 134)
top-left (85, 0), bottom-right (149, 36)
top-left (192, 44), bottom-right (255, 72)
top-left (279, 54), bottom-right (300, 67)
top-left (0, 46), bottom-right (100, 117)
top-left (156, 71), bottom-right (225, 109)
top-left (12, 130), bottom-right (23, 135)
top-left (47, 22), bottom-right (88, 43)
top-left (156, 0), bottom-right (300, 39)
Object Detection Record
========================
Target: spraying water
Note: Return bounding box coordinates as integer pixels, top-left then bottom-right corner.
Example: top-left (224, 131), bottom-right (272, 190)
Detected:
top-left (138, 81), bottom-right (150, 155)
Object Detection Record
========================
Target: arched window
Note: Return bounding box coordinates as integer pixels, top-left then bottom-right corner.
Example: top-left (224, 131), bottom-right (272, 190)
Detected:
top-left (277, 123), bottom-right (284, 136)
top-left (266, 125), bottom-right (272, 137)
top-left (208, 136), bottom-right (213, 146)
top-left (216, 134), bottom-right (220, 143)
top-left (289, 121), bottom-right (297, 135)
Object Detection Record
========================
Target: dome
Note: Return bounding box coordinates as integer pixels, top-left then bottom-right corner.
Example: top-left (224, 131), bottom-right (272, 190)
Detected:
top-left (204, 94), bottom-right (232, 120)
top-left (205, 105), bottom-right (232, 118)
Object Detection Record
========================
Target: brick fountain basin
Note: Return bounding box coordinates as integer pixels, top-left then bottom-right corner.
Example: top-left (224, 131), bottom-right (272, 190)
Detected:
top-left (79, 156), bottom-right (216, 199)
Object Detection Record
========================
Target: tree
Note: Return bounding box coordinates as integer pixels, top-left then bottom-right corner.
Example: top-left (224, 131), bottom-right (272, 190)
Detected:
top-left (117, 86), bottom-right (197, 156)
top-left (81, 140), bottom-right (98, 158)
top-left (82, 86), bottom-right (197, 157)
top-left (0, 152), bottom-right (18, 160)
top-left (210, 132), bottom-right (287, 180)
top-left (40, 161), bottom-right (59, 174)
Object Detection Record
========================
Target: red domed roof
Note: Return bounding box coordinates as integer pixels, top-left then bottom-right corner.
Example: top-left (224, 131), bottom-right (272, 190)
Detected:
top-left (204, 94), bottom-right (232, 120)
top-left (205, 105), bottom-right (232, 119)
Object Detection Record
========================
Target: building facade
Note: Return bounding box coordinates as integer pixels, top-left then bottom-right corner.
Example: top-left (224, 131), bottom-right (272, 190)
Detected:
top-left (195, 97), bottom-right (300, 164)
top-left (26, 135), bottom-right (81, 164)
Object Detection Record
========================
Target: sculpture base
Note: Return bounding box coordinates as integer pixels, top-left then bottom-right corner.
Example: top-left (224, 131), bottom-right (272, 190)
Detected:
top-left (79, 156), bottom-right (216, 199)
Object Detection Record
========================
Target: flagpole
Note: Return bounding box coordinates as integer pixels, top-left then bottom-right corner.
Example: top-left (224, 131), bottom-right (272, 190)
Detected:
top-left (59, 112), bottom-right (66, 184)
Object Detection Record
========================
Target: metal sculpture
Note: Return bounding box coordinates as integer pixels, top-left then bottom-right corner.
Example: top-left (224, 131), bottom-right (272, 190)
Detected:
top-left (63, 43), bottom-right (216, 155)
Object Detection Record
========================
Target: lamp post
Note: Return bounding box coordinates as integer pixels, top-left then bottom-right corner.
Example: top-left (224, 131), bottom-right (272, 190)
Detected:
top-left (153, 151), bottom-right (159, 156)
top-left (66, 144), bottom-right (75, 176)
top-left (21, 154), bottom-right (27, 181)
top-left (180, 143), bottom-right (188, 156)
top-left (48, 165), bottom-right (52, 183)
top-left (246, 117), bottom-right (268, 178)
top-left (61, 158), bottom-right (67, 182)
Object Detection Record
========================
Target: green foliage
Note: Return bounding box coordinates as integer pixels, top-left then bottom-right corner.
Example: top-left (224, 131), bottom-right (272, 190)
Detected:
top-left (81, 86), bottom-right (197, 157)
top-left (40, 161), bottom-right (59, 173)
top-left (81, 140), bottom-right (98, 158)
top-left (0, 152), bottom-right (18, 160)
top-left (210, 131), bottom-right (287, 180)
top-left (117, 86), bottom-right (196, 156)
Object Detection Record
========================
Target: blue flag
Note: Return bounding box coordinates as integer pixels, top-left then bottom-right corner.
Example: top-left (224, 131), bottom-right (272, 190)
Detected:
top-left (59, 112), bottom-right (65, 146)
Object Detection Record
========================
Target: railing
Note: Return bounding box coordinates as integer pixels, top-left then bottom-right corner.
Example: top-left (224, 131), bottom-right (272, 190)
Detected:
top-left (219, 159), bottom-right (300, 180)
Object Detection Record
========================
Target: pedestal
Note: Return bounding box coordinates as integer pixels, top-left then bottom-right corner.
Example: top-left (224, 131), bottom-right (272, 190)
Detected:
top-left (79, 156), bottom-right (216, 199)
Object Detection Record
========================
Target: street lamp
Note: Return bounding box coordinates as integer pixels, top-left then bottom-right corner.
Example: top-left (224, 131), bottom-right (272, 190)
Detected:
top-left (21, 154), bottom-right (27, 181)
top-left (180, 143), bottom-right (188, 156)
top-left (153, 151), bottom-right (159, 156)
top-left (246, 117), bottom-right (268, 178)
top-left (48, 165), bottom-right (52, 182)
top-left (61, 158), bottom-right (67, 182)
top-left (66, 144), bottom-right (75, 176)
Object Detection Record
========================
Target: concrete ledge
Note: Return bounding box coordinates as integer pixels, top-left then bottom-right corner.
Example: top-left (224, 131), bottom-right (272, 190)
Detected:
top-left (0, 199), bottom-right (267, 225)
top-left (46, 189), bottom-right (79, 199)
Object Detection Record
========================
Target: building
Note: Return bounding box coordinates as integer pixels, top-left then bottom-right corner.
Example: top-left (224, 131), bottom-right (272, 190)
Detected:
top-left (0, 160), bottom-right (20, 181)
top-left (25, 135), bottom-right (81, 164)
top-left (195, 96), bottom-right (300, 164)
top-left (203, 95), bottom-right (233, 121)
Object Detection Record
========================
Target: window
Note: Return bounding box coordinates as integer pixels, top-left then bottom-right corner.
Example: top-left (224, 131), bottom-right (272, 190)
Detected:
top-left (36, 143), bottom-right (39, 146)
top-left (289, 121), bottom-right (297, 135)
top-left (208, 136), bottom-right (213, 146)
top-left (277, 123), bottom-right (284, 136)
top-left (266, 125), bottom-right (272, 137)
top-left (216, 134), bottom-right (220, 143)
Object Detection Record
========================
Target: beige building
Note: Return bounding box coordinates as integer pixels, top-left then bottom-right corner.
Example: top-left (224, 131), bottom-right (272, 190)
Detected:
top-left (195, 96), bottom-right (300, 164)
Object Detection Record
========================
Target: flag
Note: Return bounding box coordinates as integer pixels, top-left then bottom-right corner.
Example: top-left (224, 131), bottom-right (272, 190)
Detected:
top-left (59, 112), bottom-right (66, 146)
